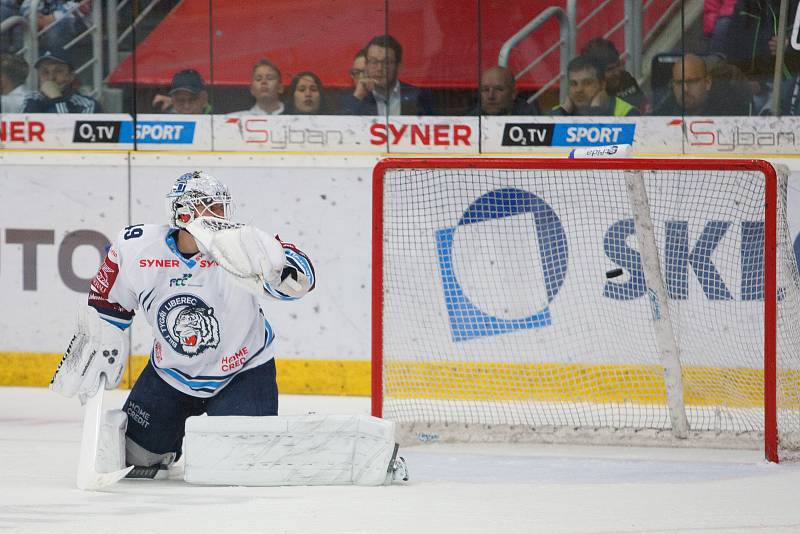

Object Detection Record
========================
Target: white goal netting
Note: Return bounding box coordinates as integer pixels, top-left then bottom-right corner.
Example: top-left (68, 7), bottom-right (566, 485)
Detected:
top-left (375, 161), bottom-right (800, 456)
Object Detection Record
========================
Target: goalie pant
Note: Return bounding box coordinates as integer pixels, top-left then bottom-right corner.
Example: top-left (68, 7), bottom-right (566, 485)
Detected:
top-left (87, 223), bottom-right (315, 399)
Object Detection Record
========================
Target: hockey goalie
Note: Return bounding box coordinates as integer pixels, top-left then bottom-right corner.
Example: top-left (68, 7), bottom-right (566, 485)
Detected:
top-left (50, 170), bottom-right (407, 489)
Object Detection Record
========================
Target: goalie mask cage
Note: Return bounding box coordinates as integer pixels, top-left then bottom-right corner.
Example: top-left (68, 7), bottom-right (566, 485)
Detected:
top-left (371, 158), bottom-right (800, 462)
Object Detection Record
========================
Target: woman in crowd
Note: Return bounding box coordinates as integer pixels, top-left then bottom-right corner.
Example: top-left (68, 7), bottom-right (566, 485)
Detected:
top-left (284, 71), bottom-right (328, 114)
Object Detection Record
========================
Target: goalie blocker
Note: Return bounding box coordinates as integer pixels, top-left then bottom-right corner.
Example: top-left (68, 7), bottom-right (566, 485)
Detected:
top-left (183, 414), bottom-right (408, 486)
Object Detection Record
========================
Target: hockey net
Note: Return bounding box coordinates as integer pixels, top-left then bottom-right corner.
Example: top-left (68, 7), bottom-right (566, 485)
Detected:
top-left (371, 158), bottom-right (800, 461)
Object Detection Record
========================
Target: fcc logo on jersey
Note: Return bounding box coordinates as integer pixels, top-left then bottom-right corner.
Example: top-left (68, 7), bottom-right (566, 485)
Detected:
top-left (157, 294), bottom-right (220, 357)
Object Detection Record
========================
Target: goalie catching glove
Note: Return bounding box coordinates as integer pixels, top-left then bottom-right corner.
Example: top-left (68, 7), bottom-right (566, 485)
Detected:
top-left (51, 305), bottom-right (129, 403)
top-left (187, 219), bottom-right (312, 298)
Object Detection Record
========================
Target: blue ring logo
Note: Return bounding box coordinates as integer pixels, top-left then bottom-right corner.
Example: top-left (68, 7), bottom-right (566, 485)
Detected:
top-left (435, 188), bottom-right (568, 342)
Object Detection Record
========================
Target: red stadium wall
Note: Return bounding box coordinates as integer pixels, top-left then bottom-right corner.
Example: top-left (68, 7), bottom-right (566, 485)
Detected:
top-left (108, 0), bottom-right (675, 90)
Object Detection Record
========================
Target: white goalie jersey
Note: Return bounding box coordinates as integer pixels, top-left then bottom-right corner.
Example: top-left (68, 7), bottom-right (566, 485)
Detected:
top-left (87, 224), bottom-right (315, 397)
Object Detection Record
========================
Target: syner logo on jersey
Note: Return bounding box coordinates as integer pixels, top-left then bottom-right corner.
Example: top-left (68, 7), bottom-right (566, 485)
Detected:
top-left (157, 294), bottom-right (220, 357)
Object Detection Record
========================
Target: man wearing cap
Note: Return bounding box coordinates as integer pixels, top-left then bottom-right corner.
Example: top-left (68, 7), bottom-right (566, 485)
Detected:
top-left (22, 48), bottom-right (102, 113)
top-left (152, 69), bottom-right (212, 114)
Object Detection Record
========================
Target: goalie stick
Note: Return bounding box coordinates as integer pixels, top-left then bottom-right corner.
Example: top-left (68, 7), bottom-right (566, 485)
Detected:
top-left (76, 375), bottom-right (133, 491)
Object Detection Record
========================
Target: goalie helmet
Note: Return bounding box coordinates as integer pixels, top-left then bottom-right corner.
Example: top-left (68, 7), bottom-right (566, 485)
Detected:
top-left (166, 171), bottom-right (233, 229)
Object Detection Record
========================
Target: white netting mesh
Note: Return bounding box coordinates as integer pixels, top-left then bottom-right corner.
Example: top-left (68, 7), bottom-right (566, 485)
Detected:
top-left (377, 163), bottom-right (800, 453)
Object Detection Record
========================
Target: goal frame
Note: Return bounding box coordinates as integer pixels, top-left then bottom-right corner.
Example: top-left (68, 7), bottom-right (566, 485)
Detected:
top-left (371, 157), bottom-right (779, 461)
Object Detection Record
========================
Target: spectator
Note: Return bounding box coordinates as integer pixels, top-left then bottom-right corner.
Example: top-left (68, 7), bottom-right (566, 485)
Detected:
top-left (349, 49), bottom-right (366, 89)
top-left (0, 0), bottom-right (17, 23)
top-left (550, 55), bottom-right (639, 116)
top-left (20, 1), bottom-right (91, 52)
top-left (473, 66), bottom-right (537, 115)
top-left (22, 48), bottom-right (101, 113)
top-left (704, 0), bottom-right (738, 56)
top-left (653, 53), bottom-right (752, 115)
top-left (580, 37), bottom-right (649, 113)
top-left (152, 69), bottom-right (212, 114)
top-left (340, 34), bottom-right (434, 115)
top-left (171, 69), bottom-right (211, 114)
top-left (230, 59), bottom-right (284, 115)
top-left (766, 3), bottom-right (800, 110)
top-left (335, 49), bottom-right (366, 114)
top-left (1, 53), bottom-right (28, 112)
top-left (285, 71), bottom-right (329, 114)
top-left (777, 72), bottom-right (800, 114)
top-left (1, 0), bottom-right (23, 53)
top-left (706, 54), bottom-right (756, 108)
top-left (713, 0), bottom-right (800, 111)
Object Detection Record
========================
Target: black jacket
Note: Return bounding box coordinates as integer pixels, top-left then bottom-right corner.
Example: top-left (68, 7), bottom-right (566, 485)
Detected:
top-left (470, 96), bottom-right (540, 116)
top-left (340, 81), bottom-right (434, 115)
top-left (652, 80), bottom-right (753, 115)
top-left (23, 90), bottom-right (103, 113)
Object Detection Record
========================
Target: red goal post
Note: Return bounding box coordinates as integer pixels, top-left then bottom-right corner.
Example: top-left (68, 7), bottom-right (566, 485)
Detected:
top-left (371, 157), bottom-right (800, 462)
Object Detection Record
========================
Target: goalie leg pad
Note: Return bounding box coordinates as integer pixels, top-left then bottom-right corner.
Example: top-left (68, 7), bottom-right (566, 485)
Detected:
top-left (183, 414), bottom-right (401, 486)
top-left (95, 409), bottom-right (128, 473)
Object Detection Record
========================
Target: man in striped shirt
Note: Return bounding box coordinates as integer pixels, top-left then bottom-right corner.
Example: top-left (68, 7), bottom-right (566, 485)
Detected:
top-left (22, 48), bottom-right (102, 113)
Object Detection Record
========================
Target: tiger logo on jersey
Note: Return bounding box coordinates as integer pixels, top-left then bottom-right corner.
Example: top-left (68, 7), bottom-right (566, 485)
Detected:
top-left (157, 294), bottom-right (220, 357)
top-left (174, 307), bottom-right (220, 355)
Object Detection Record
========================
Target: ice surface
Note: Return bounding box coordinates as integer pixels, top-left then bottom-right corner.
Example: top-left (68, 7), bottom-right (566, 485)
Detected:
top-left (2, 387), bottom-right (800, 533)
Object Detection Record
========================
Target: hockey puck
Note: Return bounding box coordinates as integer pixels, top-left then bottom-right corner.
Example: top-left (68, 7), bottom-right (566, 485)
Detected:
top-left (605, 268), bottom-right (624, 279)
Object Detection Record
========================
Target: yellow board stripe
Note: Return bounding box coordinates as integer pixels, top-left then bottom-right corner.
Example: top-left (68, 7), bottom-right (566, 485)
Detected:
top-left (384, 361), bottom-right (800, 408)
top-left (0, 353), bottom-right (370, 397)
top-left (5, 352), bottom-right (799, 408)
